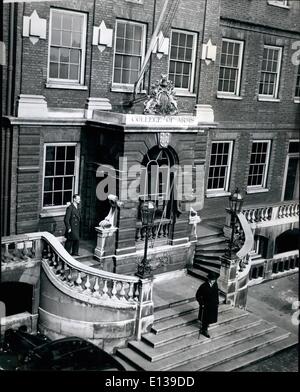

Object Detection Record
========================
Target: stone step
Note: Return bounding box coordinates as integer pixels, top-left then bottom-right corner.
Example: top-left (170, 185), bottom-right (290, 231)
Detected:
top-left (131, 314), bottom-right (261, 362)
top-left (196, 225), bottom-right (223, 240)
top-left (192, 264), bottom-right (221, 275)
top-left (188, 268), bottom-right (210, 280)
top-left (209, 333), bottom-right (298, 371)
top-left (196, 247), bottom-right (227, 255)
top-left (172, 326), bottom-right (290, 371)
top-left (150, 306), bottom-right (246, 339)
top-left (112, 354), bottom-right (138, 371)
top-left (193, 259), bottom-right (222, 268)
top-left (154, 300), bottom-right (200, 323)
top-left (196, 236), bottom-right (227, 246)
top-left (194, 253), bottom-right (222, 260)
top-left (117, 320), bottom-right (276, 371)
top-left (196, 242), bottom-right (227, 251)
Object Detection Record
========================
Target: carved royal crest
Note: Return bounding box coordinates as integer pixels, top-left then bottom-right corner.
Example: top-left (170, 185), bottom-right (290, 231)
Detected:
top-left (144, 74), bottom-right (178, 116)
top-left (159, 132), bottom-right (170, 148)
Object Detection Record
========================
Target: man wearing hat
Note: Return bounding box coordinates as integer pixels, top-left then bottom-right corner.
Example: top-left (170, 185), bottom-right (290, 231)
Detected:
top-left (196, 271), bottom-right (220, 338)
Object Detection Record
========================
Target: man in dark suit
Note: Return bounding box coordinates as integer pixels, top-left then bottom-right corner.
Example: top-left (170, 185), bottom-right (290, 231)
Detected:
top-left (64, 194), bottom-right (81, 256)
top-left (196, 271), bottom-right (220, 338)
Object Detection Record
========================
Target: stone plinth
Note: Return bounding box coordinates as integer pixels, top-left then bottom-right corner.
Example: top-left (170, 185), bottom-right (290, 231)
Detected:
top-left (94, 226), bottom-right (117, 266)
top-left (17, 94), bottom-right (48, 117)
top-left (85, 97), bottom-right (112, 119)
top-left (219, 254), bottom-right (239, 306)
top-left (135, 277), bottom-right (154, 340)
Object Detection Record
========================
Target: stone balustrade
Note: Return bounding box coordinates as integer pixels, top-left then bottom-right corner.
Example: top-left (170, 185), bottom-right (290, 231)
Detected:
top-left (242, 200), bottom-right (299, 226)
top-left (1, 233), bottom-right (42, 264)
top-left (135, 218), bottom-right (171, 245)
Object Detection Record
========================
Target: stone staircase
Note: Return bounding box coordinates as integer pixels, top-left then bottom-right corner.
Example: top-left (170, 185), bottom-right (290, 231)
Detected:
top-left (115, 300), bottom-right (297, 371)
top-left (189, 222), bottom-right (227, 280)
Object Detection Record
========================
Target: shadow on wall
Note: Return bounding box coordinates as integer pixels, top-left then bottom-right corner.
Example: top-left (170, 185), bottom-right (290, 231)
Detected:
top-left (0, 282), bottom-right (33, 316)
top-left (275, 228), bottom-right (300, 254)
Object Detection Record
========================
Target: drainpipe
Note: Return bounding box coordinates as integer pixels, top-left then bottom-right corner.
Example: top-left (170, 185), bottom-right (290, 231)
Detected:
top-left (196, 0), bottom-right (208, 103)
top-left (7, 3), bottom-right (16, 115)
top-left (147, 0), bottom-right (157, 94)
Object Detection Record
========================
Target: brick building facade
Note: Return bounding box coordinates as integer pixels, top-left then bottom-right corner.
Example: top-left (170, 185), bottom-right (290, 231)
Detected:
top-left (1, 0), bottom-right (299, 277)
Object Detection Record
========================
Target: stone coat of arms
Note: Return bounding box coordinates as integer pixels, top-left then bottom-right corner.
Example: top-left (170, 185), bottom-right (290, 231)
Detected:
top-left (144, 74), bottom-right (178, 116)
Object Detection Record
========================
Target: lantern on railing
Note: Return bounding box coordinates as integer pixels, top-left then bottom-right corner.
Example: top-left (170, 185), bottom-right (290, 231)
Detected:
top-left (136, 200), bottom-right (156, 278)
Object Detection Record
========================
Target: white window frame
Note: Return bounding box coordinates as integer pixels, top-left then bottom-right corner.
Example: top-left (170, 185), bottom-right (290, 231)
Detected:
top-left (111, 19), bottom-right (146, 93)
top-left (206, 141), bottom-right (234, 195)
top-left (42, 143), bottom-right (80, 210)
top-left (247, 140), bottom-right (271, 192)
top-left (258, 45), bottom-right (282, 101)
top-left (168, 29), bottom-right (197, 95)
top-left (281, 139), bottom-right (300, 201)
top-left (217, 38), bottom-right (244, 98)
top-left (294, 65), bottom-right (300, 103)
top-left (47, 8), bottom-right (87, 88)
top-left (267, 0), bottom-right (289, 9)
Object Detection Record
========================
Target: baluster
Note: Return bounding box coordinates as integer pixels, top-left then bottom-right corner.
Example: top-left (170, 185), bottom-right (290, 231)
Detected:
top-left (3, 244), bottom-right (11, 263)
top-left (128, 282), bottom-right (134, 302)
top-left (102, 279), bottom-right (109, 299)
top-left (134, 284), bottom-right (140, 301)
top-left (119, 282), bottom-right (126, 301)
top-left (290, 204), bottom-right (295, 216)
top-left (250, 209), bottom-right (255, 223)
top-left (111, 280), bottom-right (117, 300)
top-left (84, 275), bottom-right (91, 293)
top-left (59, 260), bottom-right (66, 280)
top-left (287, 204), bottom-right (292, 217)
top-left (282, 205), bottom-right (287, 217)
top-left (75, 271), bottom-right (83, 291)
top-left (66, 267), bottom-right (73, 286)
top-left (52, 253), bottom-right (58, 271)
top-left (93, 278), bottom-right (100, 297)
top-left (31, 240), bottom-right (36, 258)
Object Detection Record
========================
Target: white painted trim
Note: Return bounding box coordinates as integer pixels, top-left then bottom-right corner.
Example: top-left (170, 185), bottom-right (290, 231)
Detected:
top-left (248, 139), bottom-right (271, 189)
top-left (112, 19), bottom-right (146, 88)
top-left (206, 191), bottom-right (231, 198)
top-left (42, 142), bottom-right (80, 209)
top-left (257, 96), bottom-right (280, 102)
top-left (217, 92), bottom-right (243, 100)
top-left (168, 29), bottom-right (198, 94)
top-left (218, 38), bottom-right (244, 97)
top-left (294, 98), bottom-right (300, 104)
top-left (46, 83), bottom-right (88, 90)
top-left (246, 187), bottom-right (269, 194)
top-left (281, 139), bottom-right (300, 201)
top-left (258, 45), bottom-right (282, 99)
top-left (47, 8), bottom-right (87, 86)
top-left (206, 140), bottom-right (234, 193)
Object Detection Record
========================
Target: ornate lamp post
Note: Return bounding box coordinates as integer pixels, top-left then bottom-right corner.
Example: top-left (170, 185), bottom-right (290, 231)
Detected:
top-left (225, 188), bottom-right (244, 258)
top-left (136, 200), bottom-right (156, 278)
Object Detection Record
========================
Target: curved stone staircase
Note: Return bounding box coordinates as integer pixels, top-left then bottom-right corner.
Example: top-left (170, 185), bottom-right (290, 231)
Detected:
top-left (188, 222), bottom-right (227, 279)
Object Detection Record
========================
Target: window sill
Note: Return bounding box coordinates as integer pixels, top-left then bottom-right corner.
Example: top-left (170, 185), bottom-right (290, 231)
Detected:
top-left (246, 187), bottom-right (269, 194)
top-left (217, 92), bottom-right (243, 100)
top-left (40, 207), bottom-right (67, 218)
top-left (294, 98), bottom-right (300, 104)
top-left (46, 83), bottom-right (88, 90)
top-left (206, 191), bottom-right (231, 198)
top-left (258, 96), bottom-right (280, 102)
top-left (175, 90), bottom-right (196, 98)
top-left (267, 1), bottom-right (290, 9)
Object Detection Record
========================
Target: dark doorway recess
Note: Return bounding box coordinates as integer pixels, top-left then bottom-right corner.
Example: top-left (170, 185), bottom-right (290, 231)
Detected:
top-left (0, 282), bottom-right (33, 316)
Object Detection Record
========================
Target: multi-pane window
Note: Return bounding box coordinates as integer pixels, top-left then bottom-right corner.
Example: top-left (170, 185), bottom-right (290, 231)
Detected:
top-left (113, 20), bottom-right (145, 87)
top-left (168, 30), bottom-right (197, 92)
top-left (295, 65), bottom-right (300, 99)
top-left (48, 9), bottom-right (86, 84)
top-left (207, 142), bottom-right (233, 191)
top-left (218, 39), bottom-right (244, 95)
top-left (43, 144), bottom-right (79, 207)
top-left (247, 141), bottom-right (271, 188)
top-left (259, 46), bottom-right (282, 98)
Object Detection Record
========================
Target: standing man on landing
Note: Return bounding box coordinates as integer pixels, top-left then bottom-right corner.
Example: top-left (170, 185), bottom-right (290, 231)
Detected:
top-left (64, 194), bottom-right (81, 256)
top-left (196, 271), bottom-right (220, 338)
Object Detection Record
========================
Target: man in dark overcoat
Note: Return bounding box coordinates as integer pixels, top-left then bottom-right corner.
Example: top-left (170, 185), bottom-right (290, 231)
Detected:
top-left (196, 271), bottom-right (220, 338)
top-left (64, 194), bottom-right (81, 256)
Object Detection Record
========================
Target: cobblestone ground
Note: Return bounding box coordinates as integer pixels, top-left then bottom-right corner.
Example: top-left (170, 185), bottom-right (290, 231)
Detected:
top-left (237, 346), bottom-right (299, 372)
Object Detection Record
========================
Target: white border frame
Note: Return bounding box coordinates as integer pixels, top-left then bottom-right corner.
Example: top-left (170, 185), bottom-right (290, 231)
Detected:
top-left (281, 139), bottom-right (300, 201)
top-left (258, 45), bottom-right (282, 100)
top-left (47, 8), bottom-right (87, 87)
top-left (217, 38), bottom-right (244, 97)
top-left (167, 29), bottom-right (198, 95)
top-left (42, 142), bottom-right (80, 209)
top-left (247, 139), bottom-right (272, 191)
top-left (206, 140), bottom-right (234, 194)
top-left (111, 19), bottom-right (146, 93)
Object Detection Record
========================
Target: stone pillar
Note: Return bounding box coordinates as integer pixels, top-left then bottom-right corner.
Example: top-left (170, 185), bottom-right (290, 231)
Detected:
top-left (219, 254), bottom-right (238, 306)
top-left (94, 226), bottom-right (117, 271)
top-left (135, 277), bottom-right (154, 340)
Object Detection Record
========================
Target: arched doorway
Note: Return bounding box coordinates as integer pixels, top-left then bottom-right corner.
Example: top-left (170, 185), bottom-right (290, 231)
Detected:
top-left (275, 228), bottom-right (300, 254)
top-left (0, 282), bottom-right (33, 316)
top-left (137, 145), bottom-right (180, 246)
